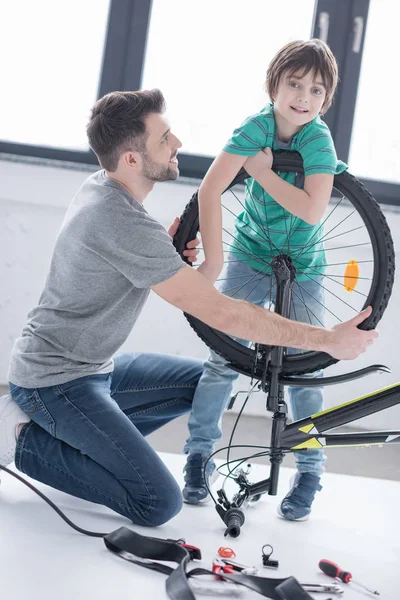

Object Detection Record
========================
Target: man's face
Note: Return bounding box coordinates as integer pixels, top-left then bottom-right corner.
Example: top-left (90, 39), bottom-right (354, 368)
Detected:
top-left (273, 69), bottom-right (327, 127)
top-left (140, 113), bottom-right (182, 182)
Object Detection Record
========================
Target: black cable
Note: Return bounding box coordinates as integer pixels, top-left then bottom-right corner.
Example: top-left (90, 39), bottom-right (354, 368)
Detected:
top-left (226, 381), bottom-right (259, 468)
top-left (203, 444), bottom-right (291, 506)
top-left (211, 379), bottom-right (268, 498)
top-left (0, 464), bottom-right (106, 537)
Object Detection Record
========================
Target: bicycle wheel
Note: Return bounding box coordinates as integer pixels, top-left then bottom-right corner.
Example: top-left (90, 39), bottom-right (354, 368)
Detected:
top-left (173, 151), bottom-right (395, 377)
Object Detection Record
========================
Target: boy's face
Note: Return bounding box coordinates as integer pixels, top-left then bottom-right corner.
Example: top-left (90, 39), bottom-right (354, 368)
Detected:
top-left (272, 69), bottom-right (327, 128)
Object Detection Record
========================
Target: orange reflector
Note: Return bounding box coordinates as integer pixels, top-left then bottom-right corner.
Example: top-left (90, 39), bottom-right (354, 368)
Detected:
top-left (344, 259), bottom-right (359, 292)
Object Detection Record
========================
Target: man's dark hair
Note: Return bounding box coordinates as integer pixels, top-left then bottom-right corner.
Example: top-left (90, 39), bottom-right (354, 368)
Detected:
top-left (87, 89), bottom-right (166, 171)
top-left (266, 39), bottom-right (339, 114)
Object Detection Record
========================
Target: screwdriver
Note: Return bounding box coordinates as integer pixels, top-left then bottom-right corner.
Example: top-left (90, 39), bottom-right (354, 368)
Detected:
top-left (319, 559), bottom-right (380, 596)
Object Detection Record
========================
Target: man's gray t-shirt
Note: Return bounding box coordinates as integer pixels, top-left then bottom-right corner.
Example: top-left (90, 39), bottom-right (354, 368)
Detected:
top-left (8, 171), bottom-right (185, 388)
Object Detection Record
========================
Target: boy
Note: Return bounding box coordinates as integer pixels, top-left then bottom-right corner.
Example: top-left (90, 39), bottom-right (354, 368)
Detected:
top-left (182, 39), bottom-right (346, 521)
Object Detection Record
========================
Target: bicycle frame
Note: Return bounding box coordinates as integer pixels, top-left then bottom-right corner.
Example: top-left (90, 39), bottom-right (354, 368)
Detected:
top-left (215, 254), bottom-right (400, 537)
top-left (281, 382), bottom-right (400, 450)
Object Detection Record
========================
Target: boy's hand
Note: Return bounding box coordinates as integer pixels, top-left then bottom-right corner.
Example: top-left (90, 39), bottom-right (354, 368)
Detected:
top-left (168, 216), bottom-right (200, 263)
top-left (244, 147), bottom-right (273, 178)
top-left (327, 306), bottom-right (378, 360)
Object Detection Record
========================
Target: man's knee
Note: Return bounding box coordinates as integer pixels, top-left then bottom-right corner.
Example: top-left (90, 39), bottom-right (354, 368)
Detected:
top-left (126, 476), bottom-right (183, 527)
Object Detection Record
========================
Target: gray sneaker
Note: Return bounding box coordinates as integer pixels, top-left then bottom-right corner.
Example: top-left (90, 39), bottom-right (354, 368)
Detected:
top-left (0, 394), bottom-right (30, 477)
top-left (277, 472), bottom-right (322, 521)
top-left (182, 453), bottom-right (218, 504)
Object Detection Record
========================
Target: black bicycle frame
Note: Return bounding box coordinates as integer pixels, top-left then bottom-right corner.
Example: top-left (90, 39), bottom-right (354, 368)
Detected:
top-left (215, 253), bottom-right (400, 537)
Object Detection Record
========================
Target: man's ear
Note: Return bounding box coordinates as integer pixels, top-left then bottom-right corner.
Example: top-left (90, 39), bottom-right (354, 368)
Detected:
top-left (123, 150), bottom-right (141, 170)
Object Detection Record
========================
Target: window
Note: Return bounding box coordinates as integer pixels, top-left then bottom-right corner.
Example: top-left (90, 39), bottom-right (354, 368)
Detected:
top-left (0, 0), bottom-right (110, 151)
top-left (348, 0), bottom-right (400, 184)
top-left (142, 0), bottom-right (316, 157)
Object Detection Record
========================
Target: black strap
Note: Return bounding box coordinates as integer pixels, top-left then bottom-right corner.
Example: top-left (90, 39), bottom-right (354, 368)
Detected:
top-left (104, 527), bottom-right (314, 600)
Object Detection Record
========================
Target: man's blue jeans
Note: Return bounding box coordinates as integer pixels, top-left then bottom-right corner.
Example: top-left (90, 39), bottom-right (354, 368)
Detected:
top-left (9, 352), bottom-right (203, 526)
top-left (184, 256), bottom-right (326, 474)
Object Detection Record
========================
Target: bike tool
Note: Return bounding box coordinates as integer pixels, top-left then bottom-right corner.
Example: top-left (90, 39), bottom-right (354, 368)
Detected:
top-left (261, 544), bottom-right (279, 568)
top-left (300, 582), bottom-right (343, 594)
top-left (319, 559), bottom-right (380, 596)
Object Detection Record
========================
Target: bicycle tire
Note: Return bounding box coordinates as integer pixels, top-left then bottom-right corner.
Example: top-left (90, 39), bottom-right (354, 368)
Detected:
top-left (173, 151), bottom-right (395, 377)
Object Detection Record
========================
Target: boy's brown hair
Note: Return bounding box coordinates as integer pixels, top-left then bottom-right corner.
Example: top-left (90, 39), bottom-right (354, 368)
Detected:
top-left (266, 39), bottom-right (338, 114)
top-left (87, 89), bottom-right (165, 171)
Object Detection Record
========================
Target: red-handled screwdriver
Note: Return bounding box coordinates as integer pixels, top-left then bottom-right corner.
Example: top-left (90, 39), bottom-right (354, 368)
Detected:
top-left (319, 559), bottom-right (380, 596)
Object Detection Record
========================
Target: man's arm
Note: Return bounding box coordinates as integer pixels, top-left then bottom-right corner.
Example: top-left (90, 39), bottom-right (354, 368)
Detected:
top-left (244, 148), bottom-right (333, 224)
top-left (152, 265), bottom-right (377, 360)
top-left (197, 151), bottom-right (248, 281)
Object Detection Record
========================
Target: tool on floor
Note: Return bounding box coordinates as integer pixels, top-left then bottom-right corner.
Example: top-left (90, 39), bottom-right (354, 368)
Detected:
top-left (319, 559), bottom-right (380, 596)
top-left (212, 558), bottom-right (235, 579)
top-left (218, 546), bottom-right (236, 558)
top-left (262, 544), bottom-right (279, 568)
top-left (220, 557), bottom-right (258, 575)
top-left (300, 582), bottom-right (344, 594)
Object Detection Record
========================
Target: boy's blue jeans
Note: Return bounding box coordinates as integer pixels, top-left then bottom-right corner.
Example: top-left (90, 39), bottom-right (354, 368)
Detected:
top-left (9, 352), bottom-right (203, 526)
top-left (184, 257), bottom-right (326, 474)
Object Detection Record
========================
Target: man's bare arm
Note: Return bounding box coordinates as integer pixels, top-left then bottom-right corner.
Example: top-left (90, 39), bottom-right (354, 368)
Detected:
top-left (152, 265), bottom-right (377, 360)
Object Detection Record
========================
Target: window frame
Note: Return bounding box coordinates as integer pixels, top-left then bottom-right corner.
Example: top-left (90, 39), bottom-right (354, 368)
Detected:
top-left (0, 0), bottom-right (152, 167)
top-left (1, 0), bottom-right (398, 206)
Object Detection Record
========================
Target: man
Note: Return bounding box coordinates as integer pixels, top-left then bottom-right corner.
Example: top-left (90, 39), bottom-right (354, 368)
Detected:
top-left (1, 89), bottom-right (377, 527)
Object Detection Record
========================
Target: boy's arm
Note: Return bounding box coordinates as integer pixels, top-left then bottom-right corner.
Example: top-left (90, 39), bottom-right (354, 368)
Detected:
top-left (244, 148), bottom-right (334, 224)
top-left (198, 151), bottom-right (248, 281)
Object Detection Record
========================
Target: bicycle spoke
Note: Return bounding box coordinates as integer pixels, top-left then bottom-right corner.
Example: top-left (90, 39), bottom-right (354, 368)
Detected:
top-left (295, 270), bottom-right (361, 313)
top-left (319, 274), bottom-right (372, 281)
top-left (222, 233), bottom-right (267, 263)
top-left (245, 187), bottom-right (282, 255)
top-left (315, 260), bottom-right (373, 267)
top-left (242, 271), bottom-right (272, 303)
top-left (258, 276), bottom-right (276, 311)
top-left (291, 284), bottom-right (325, 327)
top-left (228, 186), bottom-right (279, 256)
top-left (292, 223), bottom-right (366, 259)
top-left (285, 194), bottom-right (346, 262)
top-left (294, 280), bottom-right (343, 323)
top-left (222, 200), bottom-right (279, 254)
top-left (259, 186), bottom-right (278, 257)
top-left (221, 263), bottom-right (272, 298)
top-left (293, 201), bottom-right (356, 261)
top-left (298, 242), bottom-right (371, 255)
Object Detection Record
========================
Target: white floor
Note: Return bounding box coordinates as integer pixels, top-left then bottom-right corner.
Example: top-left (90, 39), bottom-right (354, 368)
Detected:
top-left (1, 453), bottom-right (399, 600)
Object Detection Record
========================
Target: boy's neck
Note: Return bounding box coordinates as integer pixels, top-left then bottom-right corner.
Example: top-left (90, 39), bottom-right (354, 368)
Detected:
top-left (273, 107), bottom-right (304, 143)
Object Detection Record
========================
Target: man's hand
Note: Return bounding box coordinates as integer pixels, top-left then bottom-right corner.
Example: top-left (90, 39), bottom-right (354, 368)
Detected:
top-left (168, 216), bottom-right (200, 263)
top-left (244, 147), bottom-right (273, 179)
top-left (327, 306), bottom-right (378, 360)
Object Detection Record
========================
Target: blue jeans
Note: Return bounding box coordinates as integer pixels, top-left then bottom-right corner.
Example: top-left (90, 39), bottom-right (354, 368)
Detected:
top-left (9, 352), bottom-right (203, 526)
top-left (184, 256), bottom-right (326, 474)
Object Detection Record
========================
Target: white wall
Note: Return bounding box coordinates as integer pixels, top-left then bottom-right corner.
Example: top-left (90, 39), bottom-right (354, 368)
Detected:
top-left (1, 157), bottom-right (399, 430)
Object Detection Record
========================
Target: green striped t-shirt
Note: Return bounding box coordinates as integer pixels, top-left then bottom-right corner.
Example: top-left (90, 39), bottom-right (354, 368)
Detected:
top-left (223, 103), bottom-right (347, 281)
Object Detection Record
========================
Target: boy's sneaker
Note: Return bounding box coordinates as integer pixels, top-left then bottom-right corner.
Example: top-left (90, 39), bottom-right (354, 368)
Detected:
top-left (0, 394), bottom-right (30, 475)
top-left (277, 472), bottom-right (322, 521)
top-left (182, 453), bottom-right (218, 504)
